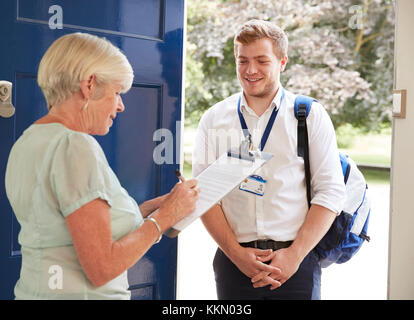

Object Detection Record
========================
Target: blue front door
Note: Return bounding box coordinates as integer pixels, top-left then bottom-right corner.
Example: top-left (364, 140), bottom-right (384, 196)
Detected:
top-left (0, 0), bottom-right (184, 299)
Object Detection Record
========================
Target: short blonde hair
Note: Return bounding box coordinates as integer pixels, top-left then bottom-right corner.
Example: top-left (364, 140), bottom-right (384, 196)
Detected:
top-left (37, 32), bottom-right (134, 109)
top-left (234, 19), bottom-right (288, 60)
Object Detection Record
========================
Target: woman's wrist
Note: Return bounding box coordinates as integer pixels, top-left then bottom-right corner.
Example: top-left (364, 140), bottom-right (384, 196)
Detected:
top-left (140, 194), bottom-right (168, 218)
top-left (151, 207), bottom-right (172, 234)
top-left (144, 216), bottom-right (163, 244)
top-left (139, 199), bottom-right (158, 218)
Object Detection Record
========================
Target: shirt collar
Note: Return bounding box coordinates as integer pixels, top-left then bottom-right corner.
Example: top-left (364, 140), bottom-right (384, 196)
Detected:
top-left (240, 86), bottom-right (284, 117)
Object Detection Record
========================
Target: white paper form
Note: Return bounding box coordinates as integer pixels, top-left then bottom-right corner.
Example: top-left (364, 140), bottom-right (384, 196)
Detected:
top-left (165, 151), bottom-right (273, 237)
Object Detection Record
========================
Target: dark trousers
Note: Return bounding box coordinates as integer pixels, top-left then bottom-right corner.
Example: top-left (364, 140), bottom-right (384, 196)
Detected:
top-left (213, 247), bottom-right (321, 300)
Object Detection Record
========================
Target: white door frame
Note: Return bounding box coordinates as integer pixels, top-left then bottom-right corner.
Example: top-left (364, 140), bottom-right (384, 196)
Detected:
top-left (388, 0), bottom-right (414, 300)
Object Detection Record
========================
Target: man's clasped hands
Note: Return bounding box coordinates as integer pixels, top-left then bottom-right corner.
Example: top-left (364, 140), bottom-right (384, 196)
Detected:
top-left (231, 245), bottom-right (302, 290)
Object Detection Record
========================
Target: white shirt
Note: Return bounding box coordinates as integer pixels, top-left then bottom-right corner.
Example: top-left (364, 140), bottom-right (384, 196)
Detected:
top-left (192, 88), bottom-right (346, 242)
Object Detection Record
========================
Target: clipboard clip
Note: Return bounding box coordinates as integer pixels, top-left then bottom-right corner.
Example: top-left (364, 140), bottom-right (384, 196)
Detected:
top-left (227, 134), bottom-right (261, 162)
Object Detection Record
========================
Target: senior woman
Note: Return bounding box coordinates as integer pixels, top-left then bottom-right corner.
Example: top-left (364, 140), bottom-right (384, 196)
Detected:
top-left (5, 33), bottom-right (198, 299)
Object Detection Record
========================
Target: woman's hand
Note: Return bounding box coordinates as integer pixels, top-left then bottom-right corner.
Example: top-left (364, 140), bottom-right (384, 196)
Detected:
top-left (139, 193), bottom-right (169, 218)
top-left (152, 179), bottom-right (199, 232)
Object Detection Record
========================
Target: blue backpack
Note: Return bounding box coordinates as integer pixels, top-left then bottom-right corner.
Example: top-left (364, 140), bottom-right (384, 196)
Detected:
top-left (294, 95), bottom-right (371, 268)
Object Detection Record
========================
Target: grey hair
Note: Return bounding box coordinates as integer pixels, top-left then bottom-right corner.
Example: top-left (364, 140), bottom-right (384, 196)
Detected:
top-left (37, 32), bottom-right (134, 110)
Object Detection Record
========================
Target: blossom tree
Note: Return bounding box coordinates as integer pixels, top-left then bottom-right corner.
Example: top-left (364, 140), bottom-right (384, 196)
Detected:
top-left (185, 0), bottom-right (395, 130)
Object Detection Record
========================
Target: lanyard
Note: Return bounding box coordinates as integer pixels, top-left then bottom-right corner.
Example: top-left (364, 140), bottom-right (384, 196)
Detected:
top-left (237, 88), bottom-right (285, 151)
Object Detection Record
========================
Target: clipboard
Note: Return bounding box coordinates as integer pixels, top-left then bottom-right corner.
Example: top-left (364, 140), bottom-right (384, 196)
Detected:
top-left (165, 137), bottom-right (273, 238)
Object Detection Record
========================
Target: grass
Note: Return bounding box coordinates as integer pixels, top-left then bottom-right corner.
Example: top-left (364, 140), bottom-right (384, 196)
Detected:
top-left (338, 127), bottom-right (391, 167)
top-left (346, 154), bottom-right (390, 166)
top-left (340, 129), bottom-right (391, 185)
top-left (360, 168), bottom-right (390, 185)
top-left (183, 161), bottom-right (192, 180)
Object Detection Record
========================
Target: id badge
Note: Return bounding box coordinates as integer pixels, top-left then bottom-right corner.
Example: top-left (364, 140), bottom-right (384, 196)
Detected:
top-left (239, 175), bottom-right (267, 196)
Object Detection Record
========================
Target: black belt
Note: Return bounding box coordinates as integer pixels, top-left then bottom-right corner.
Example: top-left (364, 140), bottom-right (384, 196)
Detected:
top-left (240, 239), bottom-right (293, 251)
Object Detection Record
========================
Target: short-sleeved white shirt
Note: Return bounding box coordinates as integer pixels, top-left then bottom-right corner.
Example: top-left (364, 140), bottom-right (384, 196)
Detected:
top-left (192, 88), bottom-right (346, 242)
top-left (5, 123), bottom-right (142, 299)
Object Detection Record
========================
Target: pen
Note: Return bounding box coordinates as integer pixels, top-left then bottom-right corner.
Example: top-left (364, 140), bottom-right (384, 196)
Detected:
top-left (175, 169), bottom-right (185, 183)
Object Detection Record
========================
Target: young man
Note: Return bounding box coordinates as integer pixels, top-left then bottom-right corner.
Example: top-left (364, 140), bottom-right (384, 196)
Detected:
top-left (192, 20), bottom-right (346, 300)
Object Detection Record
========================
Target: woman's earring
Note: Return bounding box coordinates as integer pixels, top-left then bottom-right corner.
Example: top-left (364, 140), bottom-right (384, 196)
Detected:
top-left (82, 100), bottom-right (89, 111)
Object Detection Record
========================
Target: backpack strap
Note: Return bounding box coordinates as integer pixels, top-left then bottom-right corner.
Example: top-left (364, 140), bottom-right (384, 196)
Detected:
top-left (294, 95), bottom-right (317, 208)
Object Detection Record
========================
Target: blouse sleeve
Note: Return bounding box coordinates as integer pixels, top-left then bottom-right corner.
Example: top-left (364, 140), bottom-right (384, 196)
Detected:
top-left (49, 132), bottom-right (114, 218)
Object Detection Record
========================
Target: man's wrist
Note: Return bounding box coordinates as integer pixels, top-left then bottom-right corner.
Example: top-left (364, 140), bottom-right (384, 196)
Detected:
top-left (288, 240), bottom-right (309, 263)
top-left (222, 240), bottom-right (245, 264)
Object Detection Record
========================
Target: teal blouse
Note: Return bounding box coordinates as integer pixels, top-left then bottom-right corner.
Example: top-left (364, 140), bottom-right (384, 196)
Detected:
top-left (5, 123), bottom-right (143, 299)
